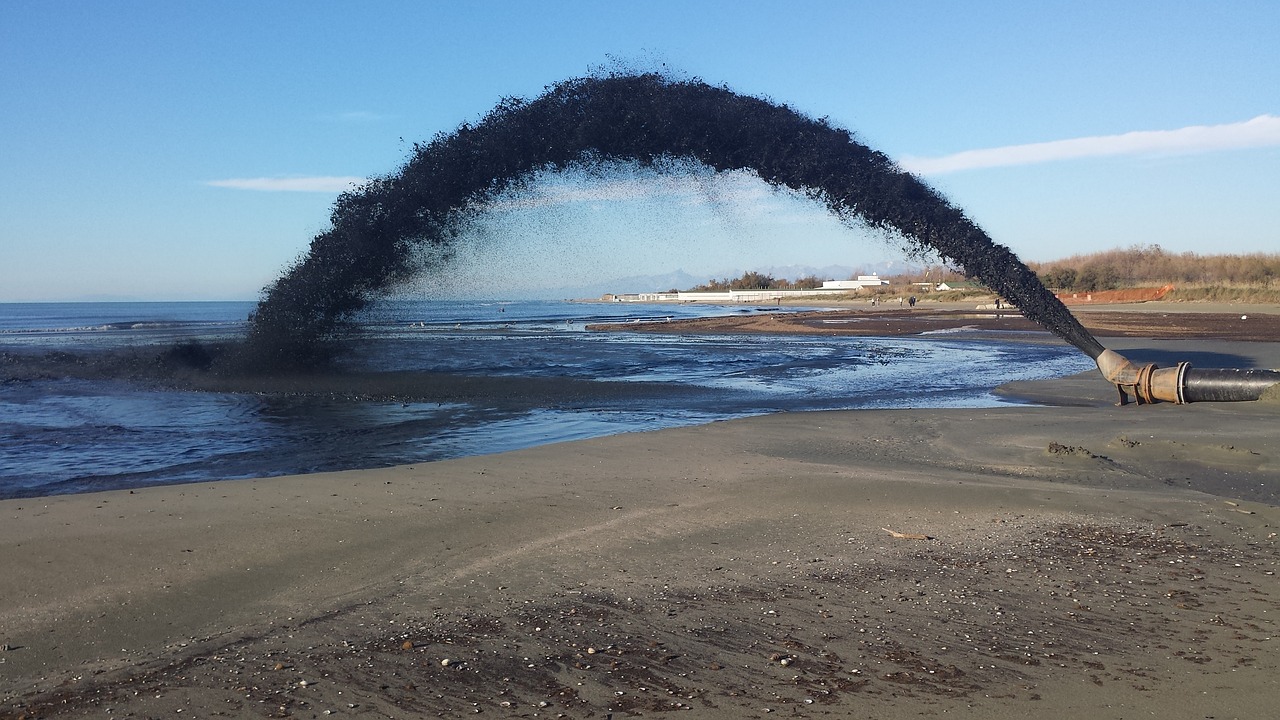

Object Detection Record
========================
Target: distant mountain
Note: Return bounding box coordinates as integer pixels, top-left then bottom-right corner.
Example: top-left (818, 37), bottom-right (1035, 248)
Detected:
top-left (755, 259), bottom-right (927, 280)
top-left (600, 269), bottom-right (710, 293)
top-left (525, 269), bottom-right (705, 299)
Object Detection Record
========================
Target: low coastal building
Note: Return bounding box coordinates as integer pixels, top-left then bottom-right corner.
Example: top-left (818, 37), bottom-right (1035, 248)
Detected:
top-left (604, 276), bottom-right (889, 303)
top-left (934, 280), bottom-right (985, 292)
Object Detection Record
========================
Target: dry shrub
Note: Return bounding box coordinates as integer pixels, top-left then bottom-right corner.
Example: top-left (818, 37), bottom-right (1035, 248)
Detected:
top-left (1031, 244), bottom-right (1280, 293)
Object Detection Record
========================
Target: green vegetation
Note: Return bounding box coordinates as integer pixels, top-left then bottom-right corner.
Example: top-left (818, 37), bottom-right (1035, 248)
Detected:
top-left (1163, 285), bottom-right (1280, 303)
top-left (687, 271), bottom-right (825, 292)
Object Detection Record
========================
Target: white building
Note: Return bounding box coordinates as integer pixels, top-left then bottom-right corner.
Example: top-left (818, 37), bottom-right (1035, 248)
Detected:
top-left (610, 275), bottom-right (890, 303)
top-left (818, 276), bottom-right (890, 291)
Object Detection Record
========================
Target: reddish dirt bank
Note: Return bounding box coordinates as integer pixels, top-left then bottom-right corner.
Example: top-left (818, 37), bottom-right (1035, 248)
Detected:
top-left (1058, 285), bottom-right (1174, 305)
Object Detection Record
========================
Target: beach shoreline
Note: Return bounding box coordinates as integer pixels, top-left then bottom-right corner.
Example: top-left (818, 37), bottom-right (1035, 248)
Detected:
top-left (2, 307), bottom-right (1277, 718)
top-left (585, 299), bottom-right (1280, 344)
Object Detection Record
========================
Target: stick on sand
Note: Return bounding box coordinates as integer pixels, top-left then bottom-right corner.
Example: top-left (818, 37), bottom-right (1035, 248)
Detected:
top-left (881, 527), bottom-right (933, 540)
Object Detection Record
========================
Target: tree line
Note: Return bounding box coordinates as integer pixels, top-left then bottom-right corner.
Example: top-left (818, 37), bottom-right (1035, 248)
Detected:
top-left (683, 271), bottom-right (828, 292)
top-left (683, 265), bottom-right (970, 294)
top-left (678, 247), bottom-right (1279, 297)
top-left (1029, 244), bottom-right (1280, 291)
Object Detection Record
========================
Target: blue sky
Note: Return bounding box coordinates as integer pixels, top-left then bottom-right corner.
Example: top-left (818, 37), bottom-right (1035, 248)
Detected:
top-left (2, 0), bottom-right (1277, 301)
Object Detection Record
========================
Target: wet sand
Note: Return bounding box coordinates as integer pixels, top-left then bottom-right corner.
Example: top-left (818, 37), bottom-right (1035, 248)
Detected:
top-left (587, 299), bottom-right (1280, 343)
top-left (2, 304), bottom-right (1277, 719)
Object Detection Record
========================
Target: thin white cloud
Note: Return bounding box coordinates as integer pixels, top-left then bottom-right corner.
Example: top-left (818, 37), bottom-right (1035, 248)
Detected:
top-left (900, 114), bottom-right (1280, 175)
top-left (207, 176), bottom-right (366, 192)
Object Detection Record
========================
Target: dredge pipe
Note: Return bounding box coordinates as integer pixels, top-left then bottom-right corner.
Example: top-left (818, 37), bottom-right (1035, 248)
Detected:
top-left (1183, 368), bottom-right (1280, 403)
top-left (1095, 349), bottom-right (1280, 405)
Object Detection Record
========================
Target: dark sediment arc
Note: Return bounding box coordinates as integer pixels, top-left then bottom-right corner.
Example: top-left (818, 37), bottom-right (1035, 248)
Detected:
top-left (240, 73), bottom-right (1104, 370)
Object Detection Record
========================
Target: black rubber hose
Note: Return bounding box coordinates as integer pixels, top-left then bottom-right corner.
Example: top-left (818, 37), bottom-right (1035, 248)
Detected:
top-left (1182, 368), bottom-right (1280, 403)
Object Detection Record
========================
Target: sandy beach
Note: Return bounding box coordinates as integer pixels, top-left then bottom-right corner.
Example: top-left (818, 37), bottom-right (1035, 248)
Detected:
top-left (2, 303), bottom-right (1277, 719)
top-left (587, 299), bottom-right (1280, 344)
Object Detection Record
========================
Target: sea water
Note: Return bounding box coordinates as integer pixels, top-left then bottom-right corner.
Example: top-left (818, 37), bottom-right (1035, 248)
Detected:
top-left (0, 300), bottom-right (1093, 498)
